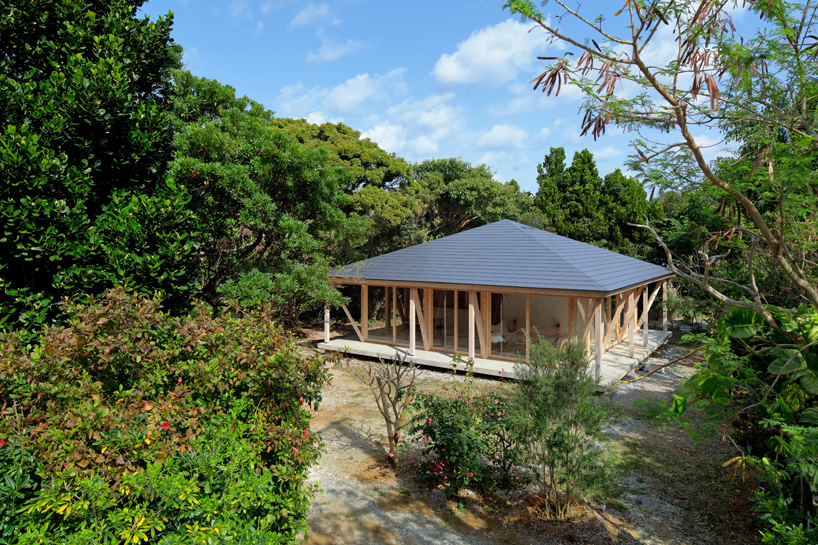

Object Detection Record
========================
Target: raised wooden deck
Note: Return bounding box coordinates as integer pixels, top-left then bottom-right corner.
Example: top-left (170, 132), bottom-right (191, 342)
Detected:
top-left (318, 329), bottom-right (671, 390)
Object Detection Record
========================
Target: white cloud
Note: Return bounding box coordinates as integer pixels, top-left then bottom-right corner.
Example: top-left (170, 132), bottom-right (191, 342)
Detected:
top-left (361, 122), bottom-right (406, 154)
top-left (386, 93), bottom-right (463, 141)
top-left (409, 136), bottom-right (438, 155)
top-left (277, 69), bottom-right (409, 117)
top-left (306, 39), bottom-right (365, 62)
top-left (433, 19), bottom-right (556, 87)
top-left (305, 111), bottom-right (344, 125)
top-left (290, 3), bottom-right (331, 27)
top-left (476, 124), bottom-right (529, 150)
top-left (478, 151), bottom-right (512, 168)
top-left (594, 146), bottom-right (626, 161)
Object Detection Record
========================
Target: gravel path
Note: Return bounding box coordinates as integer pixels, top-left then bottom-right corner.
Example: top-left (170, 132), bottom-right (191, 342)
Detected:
top-left (298, 334), bottom-right (756, 545)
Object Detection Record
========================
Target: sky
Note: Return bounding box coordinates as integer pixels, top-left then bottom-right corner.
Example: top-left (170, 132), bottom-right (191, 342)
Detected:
top-left (138, 0), bottom-right (733, 194)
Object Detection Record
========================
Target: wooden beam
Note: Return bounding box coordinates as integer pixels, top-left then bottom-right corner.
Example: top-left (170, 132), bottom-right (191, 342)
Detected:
top-left (472, 292), bottom-right (488, 358)
top-left (627, 290), bottom-right (635, 358)
top-left (604, 294), bottom-right (628, 351)
top-left (468, 291), bottom-right (476, 360)
top-left (615, 293), bottom-right (622, 344)
top-left (324, 306), bottom-right (330, 343)
top-left (568, 297), bottom-right (577, 339)
top-left (482, 292), bottom-right (490, 357)
top-left (385, 287), bottom-right (391, 329)
top-left (643, 287), bottom-right (649, 346)
top-left (594, 301), bottom-right (603, 380)
top-left (392, 287), bottom-right (397, 344)
top-left (411, 289), bottom-right (429, 351)
top-left (526, 294), bottom-right (530, 363)
top-left (395, 290), bottom-right (407, 324)
top-left (637, 282), bottom-right (663, 329)
top-left (425, 288), bottom-right (433, 350)
top-left (409, 291), bottom-right (416, 356)
top-left (361, 285), bottom-right (368, 342)
top-left (663, 280), bottom-right (668, 332)
top-left (581, 299), bottom-right (597, 360)
top-left (454, 290), bottom-right (459, 354)
top-left (332, 277), bottom-right (614, 299)
top-left (340, 303), bottom-right (363, 342)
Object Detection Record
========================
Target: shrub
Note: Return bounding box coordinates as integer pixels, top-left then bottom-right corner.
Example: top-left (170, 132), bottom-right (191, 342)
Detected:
top-left (410, 377), bottom-right (522, 494)
top-left (0, 289), bottom-right (329, 543)
top-left (510, 337), bottom-right (613, 519)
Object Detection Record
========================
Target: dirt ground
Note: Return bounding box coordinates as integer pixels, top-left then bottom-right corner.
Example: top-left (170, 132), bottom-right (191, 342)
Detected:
top-left (296, 326), bottom-right (760, 545)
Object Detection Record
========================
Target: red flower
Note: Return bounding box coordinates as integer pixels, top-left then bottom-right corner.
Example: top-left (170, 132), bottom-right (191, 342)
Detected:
top-left (231, 426), bottom-right (236, 431)
top-left (161, 422), bottom-right (170, 431)
top-left (178, 377), bottom-right (183, 384)
top-left (302, 429), bottom-right (309, 438)
top-left (299, 396), bottom-right (305, 404)
top-left (293, 447), bottom-right (299, 454)
top-left (0, 438), bottom-right (5, 447)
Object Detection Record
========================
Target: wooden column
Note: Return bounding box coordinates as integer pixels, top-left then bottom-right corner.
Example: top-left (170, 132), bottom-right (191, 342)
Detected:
top-left (361, 285), bottom-right (369, 342)
top-left (628, 290), bottom-right (635, 358)
top-left (615, 293), bottom-right (622, 344)
top-left (409, 290), bottom-right (416, 356)
top-left (392, 286), bottom-right (397, 344)
top-left (482, 292), bottom-right (490, 357)
top-left (594, 301), bottom-right (603, 380)
top-left (468, 291), bottom-right (476, 360)
top-left (525, 294), bottom-right (530, 362)
top-left (663, 280), bottom-right (668, 332)
top-left (604, 296), bottom-right (611, 342)
top-left (453, 290), bottom-right (459, 354)
top-left (584, 300), bottom-right (592, 360)
top-left (643, 287), bottom-right (649, 346)
top-left (324, 306), bottom-right (330, 343)
top-left (411, 289), bottom-right (429, 350)
top-left (568, 297), bottom-right (577, 339)
top-left (425, 289), bottom-right (433, 349)
top-left (385, 287), bottom-right (391, 329)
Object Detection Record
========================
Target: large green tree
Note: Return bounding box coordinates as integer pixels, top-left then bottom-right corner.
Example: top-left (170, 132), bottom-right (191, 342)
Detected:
top-left (0, 0), bottom-right (198, 334)
top-left (534, 147), bottom-right (662, 257)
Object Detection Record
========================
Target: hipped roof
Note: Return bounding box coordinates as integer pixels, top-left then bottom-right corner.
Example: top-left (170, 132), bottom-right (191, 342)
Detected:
top-left (331, 220), bottom-right (671, 294)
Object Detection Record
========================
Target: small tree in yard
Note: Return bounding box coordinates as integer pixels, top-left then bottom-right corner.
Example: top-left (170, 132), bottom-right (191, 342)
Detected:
top-left (351, 352), bottom-right (419, 465)
top-left (511, 338), bottom-right (613, 520)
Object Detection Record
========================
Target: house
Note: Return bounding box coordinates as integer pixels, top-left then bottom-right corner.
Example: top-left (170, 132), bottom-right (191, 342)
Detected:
top-left (319, 220), bottom-right (673, 386)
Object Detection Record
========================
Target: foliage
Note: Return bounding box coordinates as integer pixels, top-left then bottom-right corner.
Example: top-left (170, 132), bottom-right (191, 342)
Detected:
top-left (167, 75), bottom-right (366, 317)
top-left (0, 0), bottom-right (200, 336)
top-left (409, 365), bottom-right (522, 495)
top-left (502, 0), bottom-right (818, 325)
top-left (534, 147), bottom-right (664, 258)
top-left (270, 118), bottom-right (411, 193)
top-left (510, 337), bottom-right (613, 519)
top-left (0, 289), bottom-right (330, 543)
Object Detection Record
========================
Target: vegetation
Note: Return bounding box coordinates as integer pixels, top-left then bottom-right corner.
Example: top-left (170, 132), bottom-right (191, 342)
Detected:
top-left (0, 289), bottom-right (329, 543)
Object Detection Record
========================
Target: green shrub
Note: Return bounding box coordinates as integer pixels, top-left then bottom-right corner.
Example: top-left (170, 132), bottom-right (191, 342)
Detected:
top-left (0, 289), bottom-right (329, 543)
top-left (410, 384), bottom-right (522, 495)
top-left (510, 337), bottom-right (613, 519)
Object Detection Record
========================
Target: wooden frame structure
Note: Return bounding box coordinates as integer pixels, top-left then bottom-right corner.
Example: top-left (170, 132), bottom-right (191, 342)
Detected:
top-left (328, 278), bottom-right (671, 380)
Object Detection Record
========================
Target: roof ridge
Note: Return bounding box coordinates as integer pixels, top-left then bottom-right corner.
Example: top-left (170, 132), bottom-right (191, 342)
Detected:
top-left (512, 222), bottom-right (605, 290)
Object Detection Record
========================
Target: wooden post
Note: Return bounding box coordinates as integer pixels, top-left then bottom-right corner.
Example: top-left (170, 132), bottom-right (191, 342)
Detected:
top-left (568, 297), bottom-right (576, 339)
top-left (324, 306), bottom-right (330, 343)
top-left (411, 289), bottom-right (429, 350)
top-left (453, 290), bottom-right (459, 354)
top-left (361, 285), bottom-right (368, 342)
top-left (663, 280), bottom-right (668, 332)
top-left (409, 291), bottom-right (416, 356)
top-left (482, 292), bottom-right (490, 357)
top-left (468, 291), bottom-right (476, 360)
top-left (426, 289), bottom-right (434, 349)
top-left (616, 293), bottom-right (622, 343)
top-left (341, 304), bottom-right (363, 342)
top-left (604, 296), bottom-right (611, 341)
top-left (385, 287), bottom-right (391, 329)
top-left (594, 301), bottom-right (603, 380)
top-left (628, 290), bottom-right (635, 358)
top-left (643, 287), bottom-right (649, 346)
top-left (392, 287), bottom-right (397, 344)
top-left (584, 300), bottom-right (592, 360)
top-left (632, 288), bottom-right (638, 340)
top-left (525, 294), bottom-right (530, 362)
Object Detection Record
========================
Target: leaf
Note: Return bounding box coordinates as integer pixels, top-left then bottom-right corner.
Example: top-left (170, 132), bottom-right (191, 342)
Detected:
top-left (799, 408), bottom-right (818, 425)
top-left (800, 370), bottom-right (818, 395)
top-left (768, 347), bottom-right (806, 375)
top-left (717, 308), bottom-right (764, 339)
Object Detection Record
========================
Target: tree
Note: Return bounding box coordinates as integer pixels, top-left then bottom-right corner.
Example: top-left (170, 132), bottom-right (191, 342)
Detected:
top-left (0, 0), bottom-right (198, 334)
top-left (534, 147), bottom-right (663, 257)
top-left (503, 0), bottom-right (818, 329)
top-left (167, 75), bottom-right (367, 323)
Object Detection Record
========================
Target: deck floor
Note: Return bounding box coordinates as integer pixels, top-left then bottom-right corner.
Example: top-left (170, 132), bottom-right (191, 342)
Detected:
top-left (318, 329), bottom-right (672, 390)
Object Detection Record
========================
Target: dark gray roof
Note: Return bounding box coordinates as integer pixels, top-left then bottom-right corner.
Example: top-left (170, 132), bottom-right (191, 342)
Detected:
top-left (331, 220), bottom-right (671, 293)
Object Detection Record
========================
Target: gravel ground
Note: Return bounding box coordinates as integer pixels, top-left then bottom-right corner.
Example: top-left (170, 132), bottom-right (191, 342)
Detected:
top-left (297, 332), bottom-right (756, 545)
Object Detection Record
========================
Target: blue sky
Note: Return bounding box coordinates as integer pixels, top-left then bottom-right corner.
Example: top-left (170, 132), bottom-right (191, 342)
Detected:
top-left (139, 0), bottom-right (728, 193)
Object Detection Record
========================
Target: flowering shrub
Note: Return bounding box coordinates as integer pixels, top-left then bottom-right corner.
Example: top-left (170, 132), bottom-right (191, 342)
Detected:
top-left (409, 388), bottom-right (522, 494)
top-left (0, 289), bottom-right (329, 543)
